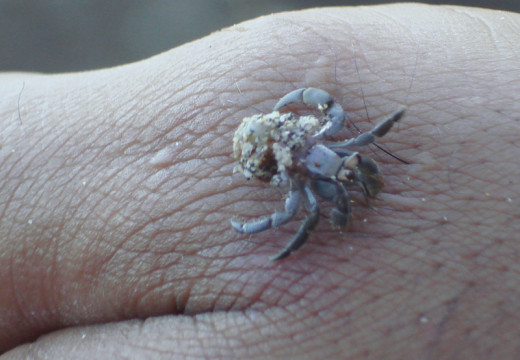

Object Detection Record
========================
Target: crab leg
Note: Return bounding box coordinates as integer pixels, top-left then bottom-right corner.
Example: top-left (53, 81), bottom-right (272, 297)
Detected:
top-left (271, 185), bottom-right (320, 260)
top-left (231, 183), bottom-right (301, 234)
top-left (311, 180), bottom-right (352, 228)
top-left (327, 106), bottom-right (406, 148)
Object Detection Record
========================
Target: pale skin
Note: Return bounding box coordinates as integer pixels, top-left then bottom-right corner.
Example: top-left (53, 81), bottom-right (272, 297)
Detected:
top-left (1, 4), bottom-right (520, 359)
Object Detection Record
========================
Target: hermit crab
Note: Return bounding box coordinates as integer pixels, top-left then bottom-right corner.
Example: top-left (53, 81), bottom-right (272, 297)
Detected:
top-left (231, 88), bottom-right (405, 260)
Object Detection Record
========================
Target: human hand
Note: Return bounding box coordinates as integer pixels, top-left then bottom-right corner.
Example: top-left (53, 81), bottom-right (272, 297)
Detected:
top-left (2, 4), bottom-right (519, 359)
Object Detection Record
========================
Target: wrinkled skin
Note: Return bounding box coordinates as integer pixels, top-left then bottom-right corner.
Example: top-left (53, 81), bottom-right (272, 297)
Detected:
top-left (1, 4), bottom-right (520, 359)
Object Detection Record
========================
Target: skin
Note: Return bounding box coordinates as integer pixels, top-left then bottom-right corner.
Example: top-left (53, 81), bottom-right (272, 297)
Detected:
top-left (1, 3), bottom-right (520, 359)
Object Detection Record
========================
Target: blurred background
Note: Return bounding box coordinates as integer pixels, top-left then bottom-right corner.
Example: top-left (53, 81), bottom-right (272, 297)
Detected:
top-left (1, 0), bottom-right (517, 73)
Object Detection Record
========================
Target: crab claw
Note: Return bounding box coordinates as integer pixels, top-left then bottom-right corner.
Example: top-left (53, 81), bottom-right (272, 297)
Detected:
top-left (274, 88), bottom-right (346, 137)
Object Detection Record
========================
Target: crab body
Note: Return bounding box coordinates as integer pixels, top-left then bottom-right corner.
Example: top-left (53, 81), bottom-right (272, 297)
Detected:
top-left (232, 88), bottom-right (405, 260)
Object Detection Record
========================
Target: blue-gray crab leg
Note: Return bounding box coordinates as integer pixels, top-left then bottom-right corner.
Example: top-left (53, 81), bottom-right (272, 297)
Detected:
top-left (311, 180), bottom-right (351, 228)
top-left (271, 185), bottom-right (320, 260)
top-left (231, 185), bottom-right (301, 234)
top-left (274, 88), bottom-right (346, 137)
top-left (327, 106), bottom-right (406, 148)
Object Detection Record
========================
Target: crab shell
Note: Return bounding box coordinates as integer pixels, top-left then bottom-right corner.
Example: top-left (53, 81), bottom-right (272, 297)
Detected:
top-left (233, 111), bottom-right (323, 184)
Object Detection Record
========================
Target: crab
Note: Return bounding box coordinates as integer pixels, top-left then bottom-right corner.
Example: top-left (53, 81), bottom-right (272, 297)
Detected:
top-left (232, 88), bottom-right (406, 260)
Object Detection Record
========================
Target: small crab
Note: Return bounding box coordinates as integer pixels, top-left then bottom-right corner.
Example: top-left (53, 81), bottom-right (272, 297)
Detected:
top-left (232, 88), bottom-right (405, 260)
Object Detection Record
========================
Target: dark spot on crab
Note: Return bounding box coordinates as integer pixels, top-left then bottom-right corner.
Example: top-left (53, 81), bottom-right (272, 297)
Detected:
top-left (257, 148), bottom-right (278, 182)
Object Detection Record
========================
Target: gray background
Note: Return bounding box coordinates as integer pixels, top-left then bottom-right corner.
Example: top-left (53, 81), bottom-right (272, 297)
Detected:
top-left (1, 0), bottom-right (518, 72)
